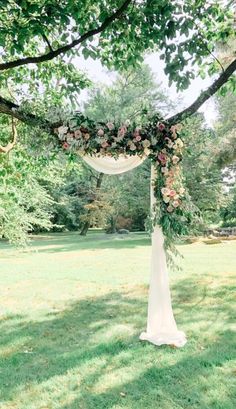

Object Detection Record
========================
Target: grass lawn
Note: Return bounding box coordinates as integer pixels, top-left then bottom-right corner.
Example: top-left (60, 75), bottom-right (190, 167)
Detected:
top-left (0, 231), bottom-right (235, 409)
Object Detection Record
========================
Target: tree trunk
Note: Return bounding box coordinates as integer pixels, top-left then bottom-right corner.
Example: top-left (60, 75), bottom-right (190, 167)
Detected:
top-left (80, 220), bottom-right (90, 236)
top-left (79, 172), bottom-right (104, 236)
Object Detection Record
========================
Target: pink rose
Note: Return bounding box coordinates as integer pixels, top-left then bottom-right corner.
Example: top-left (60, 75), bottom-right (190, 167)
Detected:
top-left (63, 142), bottom-right (69, 150)
top-left (158, 152), bottom-right (167, 164)
top-left (169, 190), bottom-right (176, 197)
top-left (98, 129), bottom-right (104, 137)
top-left (158, 123), bottom-right (165, 131)
top-left (135, 135), bottom-right (142, 142)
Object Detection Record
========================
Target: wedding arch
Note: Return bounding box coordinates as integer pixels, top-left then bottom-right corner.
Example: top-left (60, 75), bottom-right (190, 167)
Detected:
top-left (55, 113), bottom-right (191, 348)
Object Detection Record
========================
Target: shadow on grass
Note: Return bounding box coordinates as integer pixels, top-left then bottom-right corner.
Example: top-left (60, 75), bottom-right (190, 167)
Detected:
top-left (0, 278), bottom-right (235, 408)
top-left (0, 291), bottom-right (146, 401)
top-left (0, 232), bottom-right (151, 255)
top-left (172, 275), bottom-right (236, 326)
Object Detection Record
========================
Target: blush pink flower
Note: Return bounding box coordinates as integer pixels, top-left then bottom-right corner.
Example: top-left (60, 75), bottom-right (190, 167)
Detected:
top-left (97, 129), bottom-right (104, 137)
top-left (167, 205), bottom-right (174, 213)
top-left (135, 135), bottom-right (142, 142)
top-left (74, 129), bottom-right (82, 139)
top-left (101, 141), bottom-right (109, 148)
top-left (173, 200), bottom-right (180, 208)
top-left (63, 142), bottom-right (69, 150)
top-left (84, 133), bottom-right (90, 140)
top-left (166, 177), bottom-right (174, 186)
top-left (118, 126), bottom-right (127, 139)
top-left (172, 155), bottom-right (180, 164)
top-left (106, 122), bottom-right (114, 130)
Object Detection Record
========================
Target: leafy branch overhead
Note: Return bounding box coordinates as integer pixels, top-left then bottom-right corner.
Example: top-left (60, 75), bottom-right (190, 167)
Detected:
top-left (0, 0), bottom-right (235, 133)
top-left (0, 1), bottom-right (235, 84)
top-left (0, 0), bottom-right (133, 71)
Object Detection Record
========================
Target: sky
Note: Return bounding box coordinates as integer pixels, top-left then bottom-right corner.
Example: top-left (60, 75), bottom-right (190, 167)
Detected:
top-left (75, 51), bottom-right (217, 127)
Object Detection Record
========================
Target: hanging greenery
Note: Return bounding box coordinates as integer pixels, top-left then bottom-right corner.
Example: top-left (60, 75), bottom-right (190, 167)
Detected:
top-left (54, 112), bottom-right (196, 250)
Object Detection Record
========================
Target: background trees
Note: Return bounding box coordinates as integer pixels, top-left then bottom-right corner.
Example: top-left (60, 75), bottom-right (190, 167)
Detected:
top-left (0, 1), bottom-right (236, 243)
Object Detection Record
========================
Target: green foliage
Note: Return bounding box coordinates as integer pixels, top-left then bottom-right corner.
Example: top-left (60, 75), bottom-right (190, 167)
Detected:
top-left (0, 1), bottom-right (235, 91)
top-left (220, 184), bottom-right (236, 226)
top-left (214, 92), bottom-right (236, 168)
top-left (0, 147), bottom-right (54, 245)
top-left (182, 113), bottom-right (225, 223)
top-left (84, 64), bottom-right (174, 122)
top-left (0, 114), bottom-right (81, 245)
top-left (103, 160), bottom-right (150, 232)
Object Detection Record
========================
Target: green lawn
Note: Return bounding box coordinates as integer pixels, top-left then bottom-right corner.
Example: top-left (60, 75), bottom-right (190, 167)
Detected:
top-left (0, 232), bottom-right (235, 409)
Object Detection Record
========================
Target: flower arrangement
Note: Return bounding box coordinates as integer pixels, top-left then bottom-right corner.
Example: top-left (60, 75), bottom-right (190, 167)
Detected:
top-left (54, 112), bottom-right (194, 251)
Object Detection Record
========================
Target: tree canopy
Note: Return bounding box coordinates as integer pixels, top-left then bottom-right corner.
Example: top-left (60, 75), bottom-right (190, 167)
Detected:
top-left (0, 0), bottom-right (235, 134)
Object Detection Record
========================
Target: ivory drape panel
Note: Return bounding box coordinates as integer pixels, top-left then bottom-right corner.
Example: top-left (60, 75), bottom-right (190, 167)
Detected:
top-left (83, 155), bottom-right (187, 347)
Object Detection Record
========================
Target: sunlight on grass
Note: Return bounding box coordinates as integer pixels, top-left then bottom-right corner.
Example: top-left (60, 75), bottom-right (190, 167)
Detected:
top-left (0, 232), bottom-right (235, 409)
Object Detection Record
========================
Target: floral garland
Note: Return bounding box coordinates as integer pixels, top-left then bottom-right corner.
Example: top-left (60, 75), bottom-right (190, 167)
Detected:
top-left (54, 113), bottom-right (193, 251)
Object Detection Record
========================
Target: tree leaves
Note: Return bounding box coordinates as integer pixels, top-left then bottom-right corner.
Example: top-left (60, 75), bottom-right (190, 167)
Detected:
top-left (0, 0), bottom-right (235, 90)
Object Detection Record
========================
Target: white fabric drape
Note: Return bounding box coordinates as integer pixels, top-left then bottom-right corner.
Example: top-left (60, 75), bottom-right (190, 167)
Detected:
top-left (139, 166), bottom-right (186, 347)
top-left (82, 155), bottom-right (187, 347)
top-left (83, 155), bottom-right (144, 175)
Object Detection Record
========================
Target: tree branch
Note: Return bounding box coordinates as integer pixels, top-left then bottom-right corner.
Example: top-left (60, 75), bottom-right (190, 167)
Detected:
top-left (0, 118), bottom-right (17, 154)
top-left (0, 0), bottom-right (132, 72)
top-left (0, 56), bottom-right (236, 147)
top-left (168, 58), bottom-right (236, 124)
top-left (0, 95), bottom-right (51, 129)
top-left (42, 34), bottom-right (54, 52)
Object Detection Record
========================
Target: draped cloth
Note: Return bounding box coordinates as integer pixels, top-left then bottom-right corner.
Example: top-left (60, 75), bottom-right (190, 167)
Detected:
top-left (83, 155), bottom-right (187, 347)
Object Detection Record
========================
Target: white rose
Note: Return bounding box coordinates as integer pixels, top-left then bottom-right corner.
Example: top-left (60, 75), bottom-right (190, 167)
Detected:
top-left (130, 143), bottom-right (136, 151)
top-left (58, 125), bottom-right (68, 135)
top-left (142, 139), bottom-right (151, 148)
top-left (163, 196), bottom-right (170, 203)
top-left (161, 187), bottom-right (170, 196)
top-left (176, 138), bottom-right (184, 148)
top-left (144, 148), bottom-right (150, 156)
